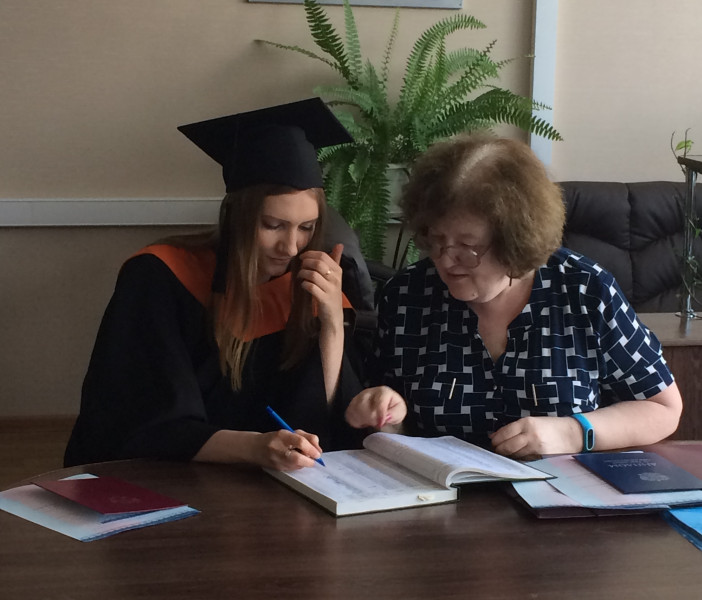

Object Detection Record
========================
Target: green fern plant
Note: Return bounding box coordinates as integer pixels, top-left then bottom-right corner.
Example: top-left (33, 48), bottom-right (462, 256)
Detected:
top-left (258, 0), bottom-right (562, 262)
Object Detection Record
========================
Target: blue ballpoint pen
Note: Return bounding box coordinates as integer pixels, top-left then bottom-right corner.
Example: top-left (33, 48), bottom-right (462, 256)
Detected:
top-left (265, 406), bottom-right (326, 466)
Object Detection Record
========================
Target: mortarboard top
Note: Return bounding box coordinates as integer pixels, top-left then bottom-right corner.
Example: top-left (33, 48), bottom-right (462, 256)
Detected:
top-left (177, 97), bottom-right (353, 193)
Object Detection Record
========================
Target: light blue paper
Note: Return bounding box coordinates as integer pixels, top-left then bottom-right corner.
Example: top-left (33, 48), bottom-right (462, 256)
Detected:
top-left (664, 506), bottom-right (702, 551)
top-left (0, 474), bottom-right (199, 542)
top-left (516, 454), bottom-right (702, 510)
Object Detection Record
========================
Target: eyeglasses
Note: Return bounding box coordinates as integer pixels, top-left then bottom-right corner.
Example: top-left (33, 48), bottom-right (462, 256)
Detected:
top-left (418, 237), bottom-right (490, 268)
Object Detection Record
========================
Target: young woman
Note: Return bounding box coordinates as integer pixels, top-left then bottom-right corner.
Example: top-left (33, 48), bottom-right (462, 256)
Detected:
top-left (346, 133), bottom-right (682, 458)
top-left (65, 99), bottom-right (364, 469)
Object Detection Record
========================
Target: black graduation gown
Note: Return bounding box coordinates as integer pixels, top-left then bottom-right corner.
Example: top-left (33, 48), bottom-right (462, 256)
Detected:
top-left (64, 246), bottom-right (365, 467)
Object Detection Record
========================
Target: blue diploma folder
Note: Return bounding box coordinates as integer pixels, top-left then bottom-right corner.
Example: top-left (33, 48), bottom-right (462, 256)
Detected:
top-left (575, 452), bottom-right (702, 494)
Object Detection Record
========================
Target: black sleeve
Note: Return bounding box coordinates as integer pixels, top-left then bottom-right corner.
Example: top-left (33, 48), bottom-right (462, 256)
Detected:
top-left (326, 317), bottom-right (371, 449)
top-left (365, 277), bottom-right (401, 390)
top-left (64, 255), bottom-right (220, 466)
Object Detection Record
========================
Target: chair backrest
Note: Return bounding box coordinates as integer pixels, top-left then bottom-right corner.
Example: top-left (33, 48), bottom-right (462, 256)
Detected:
top-left (323, 206), bottom-right (376, 313)
top-left (560, 181), bottom-right (702, 312)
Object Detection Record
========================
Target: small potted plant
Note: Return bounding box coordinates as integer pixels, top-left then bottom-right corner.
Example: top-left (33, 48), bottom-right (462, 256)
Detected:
top-left (258, 0), bottom-right (562, 262)
top-left (671, 129), bottom-right (701, 320)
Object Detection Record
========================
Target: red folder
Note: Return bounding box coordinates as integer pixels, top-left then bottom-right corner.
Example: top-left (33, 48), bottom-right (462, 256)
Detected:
top-left (33, 476), bottom-right (185, 516)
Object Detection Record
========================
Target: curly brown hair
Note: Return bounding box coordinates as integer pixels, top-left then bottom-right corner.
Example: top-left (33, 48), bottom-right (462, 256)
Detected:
top-left (402, 133), bottom-right (565, 278)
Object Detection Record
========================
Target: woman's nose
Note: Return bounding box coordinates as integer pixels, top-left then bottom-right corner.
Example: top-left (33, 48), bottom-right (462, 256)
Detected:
top-left (434, 247), bottom-right (458, 267)
top-left (279, 230), bottom-right (299, 256)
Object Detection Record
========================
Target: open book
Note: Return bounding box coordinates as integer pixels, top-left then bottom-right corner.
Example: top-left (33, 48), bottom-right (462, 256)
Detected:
top-left (265, 432), bottom-right (551, 516)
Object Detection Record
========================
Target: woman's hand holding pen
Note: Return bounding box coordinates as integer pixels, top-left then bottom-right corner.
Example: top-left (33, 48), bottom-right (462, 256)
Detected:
top-left (298, 243), bottom-right (344, 327)
top-left (345, 386), bottom-right (408, 430)
top-left (255, 429), bottom-right (324, 471)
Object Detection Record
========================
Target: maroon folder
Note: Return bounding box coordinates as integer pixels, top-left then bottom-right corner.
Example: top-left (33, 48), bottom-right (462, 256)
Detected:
top-left (33, 476), bottom-right (185, 516)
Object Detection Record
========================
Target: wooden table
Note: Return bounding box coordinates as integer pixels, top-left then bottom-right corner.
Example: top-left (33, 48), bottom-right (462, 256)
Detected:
top-left (1, 448), bottom-right (701, 600)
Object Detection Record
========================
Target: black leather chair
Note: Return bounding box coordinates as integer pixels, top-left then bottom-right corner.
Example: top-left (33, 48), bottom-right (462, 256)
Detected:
top-left (327, 180), bottom-right (702, 354)
top-left (324, 206), bottom-right (388, 353)
top-left (561, 181), bottom-right (702, 312)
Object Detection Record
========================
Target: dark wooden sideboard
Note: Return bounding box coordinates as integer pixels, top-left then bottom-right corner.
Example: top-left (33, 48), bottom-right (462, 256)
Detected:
top-left (640, 313), bottom-right (702, 440)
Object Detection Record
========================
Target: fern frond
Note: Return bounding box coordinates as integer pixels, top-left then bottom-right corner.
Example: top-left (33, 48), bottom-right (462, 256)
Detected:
top-left (352, 155), bottom-right (392, 261)
top-left (437, 51), bottom-right (501, 106)
top-left (317, 136), bottom-right (355, 164)
top-left (427, 100), bottom-right (495, 140)
top-left (256, 40), bottom-right (339, 73)
top-left (525, 115), bottom-right (563, 141)
top-left (341, 0), bottom-right (363, 83)
top-left (380, 9), bottom-right (400, 88)
top-left (364, 179), bottom-right (392, 261)
top-left (435, 89), bottom-right (563, 141)
top-left (314, 83), bottom-right (387, 127)
top-left (303, 0), bottom-right (353, 84)
top-left (359, 61), bottom-right (392, 120)
top-left (396, 42), bottom-right (450, 154)
top-left (443, 48), bottom-right (485, 76)
top-left (397, 15), bottom-right (486, 122)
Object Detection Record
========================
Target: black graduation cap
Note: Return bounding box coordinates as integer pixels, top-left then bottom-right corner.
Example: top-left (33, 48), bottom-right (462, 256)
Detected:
top-left (177, 97), bottom-right (353, 193)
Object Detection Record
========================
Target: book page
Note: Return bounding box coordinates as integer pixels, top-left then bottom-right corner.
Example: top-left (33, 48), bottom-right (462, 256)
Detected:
top-left (511, 479), bottom-right (583, 509)
top-left (363, 433), bottom-right (550, 487)
top-left (265, 449), bottom-right (456, 516)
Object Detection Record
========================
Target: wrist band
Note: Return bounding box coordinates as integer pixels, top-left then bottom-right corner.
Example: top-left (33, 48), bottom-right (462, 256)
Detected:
top-left (571, 413), bottom-right (595, 452)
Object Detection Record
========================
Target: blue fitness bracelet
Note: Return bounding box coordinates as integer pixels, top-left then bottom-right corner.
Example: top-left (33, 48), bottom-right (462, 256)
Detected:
top-left (572, 413), bottom-right (595, 452)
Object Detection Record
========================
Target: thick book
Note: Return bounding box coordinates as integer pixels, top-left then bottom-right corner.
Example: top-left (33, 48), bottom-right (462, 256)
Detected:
top-left (264, 432), bottom-right (551, 517)
top-left (511, 452), bottom-right (702, 519)
top-left (574, 452), bottom-right (702, 494)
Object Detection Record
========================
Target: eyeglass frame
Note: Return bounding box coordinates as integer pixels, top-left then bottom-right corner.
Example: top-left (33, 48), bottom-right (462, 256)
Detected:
top-left (416, 234), bottom-right (491, 269)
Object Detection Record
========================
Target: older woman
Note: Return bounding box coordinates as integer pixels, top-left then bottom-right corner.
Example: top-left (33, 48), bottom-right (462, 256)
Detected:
top-left (346, 133), bottom-right (682, 458)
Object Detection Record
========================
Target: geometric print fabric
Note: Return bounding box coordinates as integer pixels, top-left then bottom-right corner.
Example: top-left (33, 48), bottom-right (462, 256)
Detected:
top-left (372, 248), bottom-right (674, 446)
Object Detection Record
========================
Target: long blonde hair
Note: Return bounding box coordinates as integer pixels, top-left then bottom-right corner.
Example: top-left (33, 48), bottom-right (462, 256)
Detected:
top-left (214, 184), bottom-right (327, 390)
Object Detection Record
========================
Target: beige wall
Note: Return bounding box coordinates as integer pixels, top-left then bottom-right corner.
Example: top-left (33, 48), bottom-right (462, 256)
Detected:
top-left (1, 0), bottom-right (532, 416)
top-left (550, 0), bottom-right (702, 181)
top-left (1, 0), bottom-right (531, 199)
top-left (0, 225), bottom-right (204, 416)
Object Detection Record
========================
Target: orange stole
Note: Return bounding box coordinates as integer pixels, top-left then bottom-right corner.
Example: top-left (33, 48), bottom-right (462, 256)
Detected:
top-left (131, 244), bottom-right (352, 341)
top-left (131, 245), bottom-right (216, 307)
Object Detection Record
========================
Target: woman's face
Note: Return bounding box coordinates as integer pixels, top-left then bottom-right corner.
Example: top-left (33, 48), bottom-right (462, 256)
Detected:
top-left (256, 189), bottom-right (319, 284)
top-left (428, 211), bottom-right (510, 304)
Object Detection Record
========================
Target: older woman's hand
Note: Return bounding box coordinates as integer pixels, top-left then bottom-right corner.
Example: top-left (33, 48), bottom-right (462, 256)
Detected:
top-left (345, 386), bottom-right (408, 430)
top-left (489, 416), bottom-right (583, 459)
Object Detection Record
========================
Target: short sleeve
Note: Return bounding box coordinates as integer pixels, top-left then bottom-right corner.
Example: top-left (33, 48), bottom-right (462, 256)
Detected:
top-left (588, 272), bottom-right (674, 401)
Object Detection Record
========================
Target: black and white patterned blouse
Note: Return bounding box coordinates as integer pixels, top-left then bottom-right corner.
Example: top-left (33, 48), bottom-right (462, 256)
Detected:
top-left (372, 247), bottom-right (674, 446)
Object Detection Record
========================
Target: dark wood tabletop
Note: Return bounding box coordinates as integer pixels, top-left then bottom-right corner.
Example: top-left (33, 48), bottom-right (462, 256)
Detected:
top-left (2, 443), bottom-right (701, 600)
